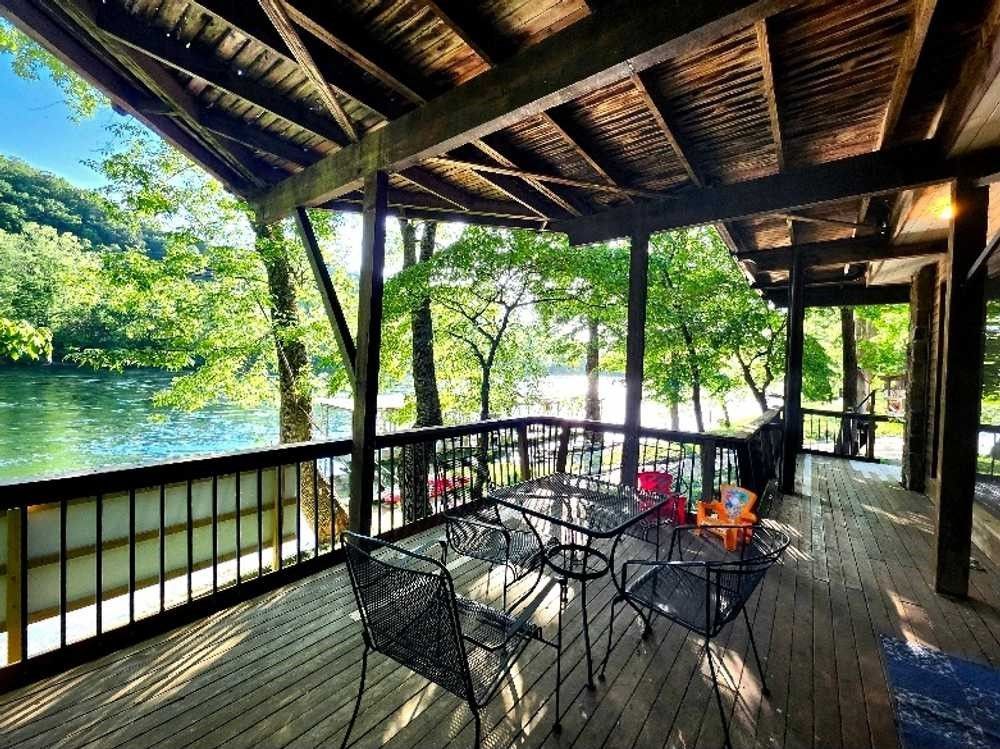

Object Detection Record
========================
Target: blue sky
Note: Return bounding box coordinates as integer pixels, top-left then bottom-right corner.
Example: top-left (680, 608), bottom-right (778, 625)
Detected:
top-left (0, 60), bottom-right (120, 187)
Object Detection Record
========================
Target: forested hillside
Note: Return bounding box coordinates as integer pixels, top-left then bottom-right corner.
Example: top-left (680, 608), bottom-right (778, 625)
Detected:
top-left (0, 155), bottom-right (165, 256)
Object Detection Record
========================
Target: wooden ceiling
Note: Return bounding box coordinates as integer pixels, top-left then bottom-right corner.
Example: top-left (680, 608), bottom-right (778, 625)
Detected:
top-left (5, 0), bottom-right (1000, 297)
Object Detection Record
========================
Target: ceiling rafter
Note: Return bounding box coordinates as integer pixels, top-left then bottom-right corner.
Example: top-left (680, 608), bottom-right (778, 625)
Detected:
top-left (189, 0), bottom-right (408, 120)
top-left (860, 0), bottom-right (938, 235)
top-left (755, 16), bottom-right (797, 246)
top-left (629, 69), bottom-right (744, 252)
top-left (257, 0), bottom-right (356, 142)
top-left (540, 111), bottom-right (633, 204)
top-left (93, 5), bottom-right (354, 145)
top-left (412, 0), bottom-right (511, 66)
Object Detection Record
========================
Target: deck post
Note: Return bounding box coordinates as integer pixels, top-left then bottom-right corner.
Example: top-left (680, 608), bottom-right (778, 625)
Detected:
top-left (349, 171), bottom-right (389, 534)
top-left (902, 263), bottom-right (936, 492)
top-left (621, 228), bottom-right (650, 486)
top-left (781, 247), bottom-right (805, 494)
top-left (516, 423), bottom-right (532, 481)
top-left (934, 179), bottom-right (988, 598)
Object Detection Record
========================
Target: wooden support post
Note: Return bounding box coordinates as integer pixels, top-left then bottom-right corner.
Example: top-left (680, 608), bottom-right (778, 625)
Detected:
top-left (781, 248), bottom-right (805, 494)
top-left (701, 439), bottom-right (717, 501)
top-left (5, 509), bottom-right (23, 663)
top-left (516, 423), bottom-right (532, 481)
top-left (621, 229), bottom-right (650, 486)
top-left (349, 171), bottom-right (389, 534)
top-left (293, 207), bottom-right (357, 390)
top-left (934, 179), bottom-right (989, 598)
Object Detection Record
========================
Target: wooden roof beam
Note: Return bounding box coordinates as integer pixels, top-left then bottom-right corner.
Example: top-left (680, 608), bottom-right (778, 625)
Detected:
top-left (556, 141), bottom-right (1000, 245)
top-left (738, 237), bottom-right (945, 271)
top-left (766, 283), bottom-right (912, 308)
top-left (253, 0), bottom-right (798, 222)
top-left (257, 0), bottom-right (356, 142)
top-left (94, 6), bottom-right (355, 146)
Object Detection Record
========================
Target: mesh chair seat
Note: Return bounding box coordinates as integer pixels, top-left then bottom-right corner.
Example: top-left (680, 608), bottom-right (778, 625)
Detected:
top-left (626, 564), bottom-right (737, 637)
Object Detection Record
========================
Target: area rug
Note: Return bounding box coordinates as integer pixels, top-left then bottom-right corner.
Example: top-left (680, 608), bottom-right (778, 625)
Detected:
top-left (880, 634), bottom-right (1000, 749)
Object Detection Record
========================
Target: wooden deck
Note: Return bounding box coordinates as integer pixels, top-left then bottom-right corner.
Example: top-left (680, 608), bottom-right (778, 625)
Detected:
top-left (2, 456), bottom-right (999, 749)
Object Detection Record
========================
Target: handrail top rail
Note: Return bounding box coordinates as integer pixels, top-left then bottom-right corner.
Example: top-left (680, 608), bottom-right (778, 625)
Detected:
top-left (801, 407), bottom-right (900, 422)
top-left (0, 437), bottom-right (353, 508)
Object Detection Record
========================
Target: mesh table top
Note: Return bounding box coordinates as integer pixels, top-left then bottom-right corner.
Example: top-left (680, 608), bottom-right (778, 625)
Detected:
top-left (489, 473), bottom-right (667, 539)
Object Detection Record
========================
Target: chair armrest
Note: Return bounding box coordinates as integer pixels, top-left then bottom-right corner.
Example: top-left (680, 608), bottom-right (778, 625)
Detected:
top-left (445, 513), bottom-right (513, 557)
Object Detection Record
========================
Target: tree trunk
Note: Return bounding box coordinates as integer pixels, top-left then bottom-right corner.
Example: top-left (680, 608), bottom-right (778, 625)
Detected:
top-left (670, 401), bottom-right (680, 430)
top-left (256, 224), bottom-right (346, 548)
top-left (585, 316), bottom-right (601, 422)
top-left (257, 223), bottom-right (312, 443)
top-left (480, 366), bottom-right (491, 421)
top-left (691, 372), bottom-right (705, 432)
top-left (401, 220), bottom-right (443, 428)
top-left (399, 220), bottom-right (442, 522)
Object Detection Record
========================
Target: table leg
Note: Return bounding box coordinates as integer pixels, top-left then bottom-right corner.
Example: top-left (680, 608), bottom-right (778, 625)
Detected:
top-left (581, 541), bottom-right (596, 689)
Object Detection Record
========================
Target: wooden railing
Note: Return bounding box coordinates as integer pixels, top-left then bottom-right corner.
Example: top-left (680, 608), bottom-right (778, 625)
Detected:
top-left (978, 424), bottom-right (1000, 479)
top-left (800, 407), bottom-right (902, 462)
top-left (0, 412), bottom-right (781, 692)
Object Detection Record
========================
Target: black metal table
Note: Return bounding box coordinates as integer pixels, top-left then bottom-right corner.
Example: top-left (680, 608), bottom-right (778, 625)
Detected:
top-left (490, 473), bottom-right (669, 697)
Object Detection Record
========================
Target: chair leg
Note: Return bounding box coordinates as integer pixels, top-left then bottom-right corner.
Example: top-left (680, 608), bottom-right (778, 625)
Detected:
top-left (743, 606), bottom-right (770, 697)
top-left (554, 578), bottom-right (565, 733)
top-left (599, 595), bottom-right (621, 681)
top-left (471, 707), bottom-right (482, 749)
top-left (705, 639), bottom-right (733, 749)
top-left (340, 646), bottom-right (369, 749)
top-left (502, 564), bottom-right (509, 610)
top-left (485, 562), bottom-right (493, 602)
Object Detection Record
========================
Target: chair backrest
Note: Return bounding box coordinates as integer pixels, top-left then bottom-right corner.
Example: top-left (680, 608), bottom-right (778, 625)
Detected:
top-left (342, 532), bottom-right (474, 702)
top-left (706, 525), bottom-right (789, 634)
top-left (718, 484), bottom-right (758, 520)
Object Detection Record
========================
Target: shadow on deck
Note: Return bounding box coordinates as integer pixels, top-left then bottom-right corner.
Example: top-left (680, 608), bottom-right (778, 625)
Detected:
top-left (1, 456), bottom-right (998, 749)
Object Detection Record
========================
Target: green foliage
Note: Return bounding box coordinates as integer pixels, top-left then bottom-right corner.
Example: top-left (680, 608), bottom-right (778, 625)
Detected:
top-left (384, 227), bottom-right (565, 420)
top-left (985, 301), bottom-right (1000, 402)
top-left (0, 317), bottom-right (52, 361)
top-left (0, 21), bottom-right (104, 120)
top-left (802, 335), bottom-right (836, 402)
top-left (855, 304), bottom-right (908, 381)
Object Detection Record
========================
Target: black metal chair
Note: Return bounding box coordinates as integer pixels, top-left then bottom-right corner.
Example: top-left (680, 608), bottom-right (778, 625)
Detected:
top-left (443, 501), bottom-right (552, 610)
top-left (340, 532), bottom-right (561, 749)
top-left (600, 523), bottom-right (790, 749)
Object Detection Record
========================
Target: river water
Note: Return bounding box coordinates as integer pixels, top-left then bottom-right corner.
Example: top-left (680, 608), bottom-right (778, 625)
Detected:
top-left (0, 366), bottom-right (765, 484)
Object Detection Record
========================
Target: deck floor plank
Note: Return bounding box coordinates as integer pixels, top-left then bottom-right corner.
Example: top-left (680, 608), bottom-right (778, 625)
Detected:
top-left (2, 457), bottom-right (999, 749)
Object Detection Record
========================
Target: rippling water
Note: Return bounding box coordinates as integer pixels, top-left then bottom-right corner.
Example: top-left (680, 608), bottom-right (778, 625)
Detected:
top-left (0, 366), bottom-right (350, 483)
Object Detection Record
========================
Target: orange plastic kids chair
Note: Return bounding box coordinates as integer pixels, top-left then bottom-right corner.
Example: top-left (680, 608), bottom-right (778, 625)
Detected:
top-left (696, 484), bottom-right (758, 551)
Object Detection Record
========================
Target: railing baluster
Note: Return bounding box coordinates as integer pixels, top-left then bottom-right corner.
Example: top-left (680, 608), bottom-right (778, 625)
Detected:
top-left (186, 479), bottom-right (193, 602)
top-left (328, 457), bottom-right (336, 549)
top-left (96, 493), bottom-right (103, 636)
top-left (312, 460), bottom-right (319, 559)
top-left (211, 476), bottom-right (218, 593)
top-left (128, 488), bottom-right (136, 623)
top-left (235, 472), bottom-right (242, 585)
top-left (159, 484), bottom-right (165, 613)
top-left (60, 499), bottom-right (67, 649)
top-left (19, 504), bottom-right (27, 663)
top-left (256, 468), bottom-right (263, 577)
top-left (275, 468), bottom-right (283, 571)
top-left (294, 462), bottom-right (301, 565)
